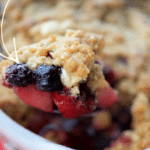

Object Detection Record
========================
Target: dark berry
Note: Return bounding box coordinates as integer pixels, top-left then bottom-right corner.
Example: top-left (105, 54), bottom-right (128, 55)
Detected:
top-left (112, 108), bottom-right (132, 131)
top-left (62, 119), bottom-right (79, 132)
top-left (33, 64), bottom-right (63, 92)
top-left (85, 125), bottom-right (96, 138)
top-left (46, 52), bottom-right (53, 59)
top-left (77, 83), bottom-right (95, 102)
top-left (103, 66), bottom-right (115, 87)
top-left (5, 63), bottom-right (33, 87)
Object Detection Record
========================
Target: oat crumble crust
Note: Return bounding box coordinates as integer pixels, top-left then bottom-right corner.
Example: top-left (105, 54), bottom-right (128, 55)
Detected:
top-left (0, 30), bottom-right (105, 96)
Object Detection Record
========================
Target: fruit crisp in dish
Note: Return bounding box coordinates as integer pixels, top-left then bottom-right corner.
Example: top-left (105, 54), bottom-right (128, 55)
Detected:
top-left (1, 0), bottom-right (150, 149)
top-left (0, 30), bottom-right (119, 118)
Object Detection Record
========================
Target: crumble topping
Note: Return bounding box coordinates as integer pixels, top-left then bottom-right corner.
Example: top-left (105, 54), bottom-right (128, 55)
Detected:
top-left (0, 30), bottom-right (105, 96)
top-left (87, 63), bottom-right (106, 92)
top-left (136, 72), bottom-right (150, 98)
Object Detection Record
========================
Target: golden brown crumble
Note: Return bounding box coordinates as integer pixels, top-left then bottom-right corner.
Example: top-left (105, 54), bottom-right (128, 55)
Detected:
top-left (136, 72), bottom-right (150, 98)
top-left (131, 93), bottom-right (150, 126)
top-left (87, 63), bottom-right (106, 92)
top-left (0, 30), bottom-right (105, 96)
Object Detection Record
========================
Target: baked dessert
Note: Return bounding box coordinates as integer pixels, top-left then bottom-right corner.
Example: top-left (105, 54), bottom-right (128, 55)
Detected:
top-left (0, 30), bottom-right (119, 118)
top-left (2, 0), bottom-right (150, 149)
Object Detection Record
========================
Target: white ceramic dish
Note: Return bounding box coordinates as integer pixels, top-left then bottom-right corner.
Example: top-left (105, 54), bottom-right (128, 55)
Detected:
top-left (0, 110), bottom-right (73, 150)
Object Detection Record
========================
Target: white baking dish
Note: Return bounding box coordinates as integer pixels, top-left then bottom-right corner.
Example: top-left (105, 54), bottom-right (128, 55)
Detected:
top-left (0, 110), bottom-right (73, 150)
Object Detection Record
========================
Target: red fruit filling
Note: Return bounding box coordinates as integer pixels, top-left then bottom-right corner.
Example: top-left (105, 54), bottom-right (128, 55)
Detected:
top-left (53, 86), bottom-right (96, 118)
top-left (7, 78), bottom-right (118, 118)
top-left (12, 82), bottom-right (118, 118)
top-left (13, 84), bottom-right (54, 112)
top-left (3, 62), bottom-right (119, 118)
top-left (1, 77), bottom-right (12, 88)
top-left (96, 85), bottom-right (119, 108)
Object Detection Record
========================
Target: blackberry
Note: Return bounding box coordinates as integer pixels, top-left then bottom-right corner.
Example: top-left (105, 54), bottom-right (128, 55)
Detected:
top-left (33, 64), bottom-right (63, 92)
top-left (5, 63), bottom-right (33, 87)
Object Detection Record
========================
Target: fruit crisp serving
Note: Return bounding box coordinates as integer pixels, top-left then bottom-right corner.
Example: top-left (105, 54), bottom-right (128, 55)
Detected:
top-left (0, 30), bottom-right (119, 118)
top-left (0, 0), bottom-right (150, 150)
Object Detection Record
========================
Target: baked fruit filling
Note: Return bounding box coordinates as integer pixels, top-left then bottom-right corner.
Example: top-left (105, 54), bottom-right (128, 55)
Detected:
top-left (0, 30), bottom-right (119, 118)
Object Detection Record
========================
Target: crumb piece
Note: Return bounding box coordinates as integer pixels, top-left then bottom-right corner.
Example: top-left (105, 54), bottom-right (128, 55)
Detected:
top-left (118, 79), bottom-right (137, 106)
top-left (131, 93), bottom-right (150, 126)
top-left (35, 47), bottom-right (49, 57)
top-left (136, 72), bottom-right (150, 97)
top-left (87, 63), bottom-right (105, 92)
top-left (92, 110), bottom-right (112, 130)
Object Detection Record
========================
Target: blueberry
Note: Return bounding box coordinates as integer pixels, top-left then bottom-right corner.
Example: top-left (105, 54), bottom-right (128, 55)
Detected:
top-left (5, 63), bottom-right (33, 87)
top-left (33, 64), bottom-right (63, 92)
